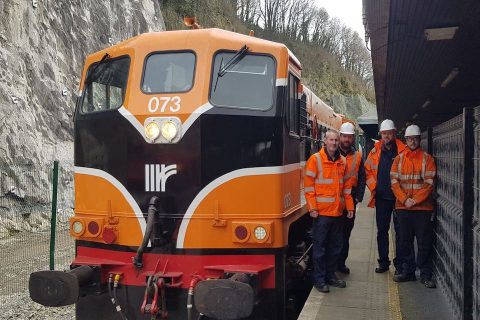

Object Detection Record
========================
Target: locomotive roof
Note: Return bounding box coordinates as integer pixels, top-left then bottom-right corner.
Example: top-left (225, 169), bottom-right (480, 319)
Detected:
top-left (86, 28), bottom-right (301, 69)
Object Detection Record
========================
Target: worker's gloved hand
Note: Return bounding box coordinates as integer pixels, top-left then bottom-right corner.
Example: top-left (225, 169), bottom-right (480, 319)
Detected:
top-left (405, 198), bottom-right (415, 208)
top-left (347, 211), bottom-right (354, 219)
top-left (310, 210), bottom-right (319, 218)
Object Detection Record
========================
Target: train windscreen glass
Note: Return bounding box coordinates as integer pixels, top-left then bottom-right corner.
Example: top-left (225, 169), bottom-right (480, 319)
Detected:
top-left (81, 56), bottom-right (130, 113)
top-left (210, 53), bottom-right (275, 110)
top-left (142, 52), bottom-right (196, 93)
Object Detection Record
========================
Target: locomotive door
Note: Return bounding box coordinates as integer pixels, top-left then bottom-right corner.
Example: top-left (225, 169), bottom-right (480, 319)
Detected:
top-left (283, 73), bottom-right (302, 213)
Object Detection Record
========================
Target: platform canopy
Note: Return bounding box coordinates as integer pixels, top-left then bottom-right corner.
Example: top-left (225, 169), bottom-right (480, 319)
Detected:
top-left (363, 0), bottom-right (480, 131)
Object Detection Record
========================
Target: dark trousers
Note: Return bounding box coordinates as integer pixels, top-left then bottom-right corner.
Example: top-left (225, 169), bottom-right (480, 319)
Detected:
top-left (397, 210), bottom-right (434, 278)
top-left (375, 198), bottom-right (402, 270)
top-left (338, 211), bottom-right (355, 268)
top-left (312, 215), bottom-right (344, 285)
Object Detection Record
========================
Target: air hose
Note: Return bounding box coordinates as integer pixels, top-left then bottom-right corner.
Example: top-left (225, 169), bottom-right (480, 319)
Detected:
top-left (133, 196), bottom-right (159, 269)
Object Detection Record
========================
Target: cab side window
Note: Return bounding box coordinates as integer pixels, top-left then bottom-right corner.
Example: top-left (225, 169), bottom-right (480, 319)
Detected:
top-left (81, 56), bottom-right (130, 113)
top-left (288, 74), bottom-right (300, 135)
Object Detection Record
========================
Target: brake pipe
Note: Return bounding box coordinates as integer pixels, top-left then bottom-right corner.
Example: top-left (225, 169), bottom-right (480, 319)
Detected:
top-left (108, 274), bottom-right (115, 305)
top-left (113, 274), bottom-right (128, 320)
top-left (133, 196), bottom-right (159, 269)
top-left (187, 275), bottom-right (204, 320)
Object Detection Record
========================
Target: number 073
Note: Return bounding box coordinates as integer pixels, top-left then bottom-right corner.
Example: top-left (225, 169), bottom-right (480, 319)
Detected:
top-left (148, 96), bottom-right (181, 113)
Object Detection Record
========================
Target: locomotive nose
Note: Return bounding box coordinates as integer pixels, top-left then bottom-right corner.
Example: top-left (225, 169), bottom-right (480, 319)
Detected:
top-left (29, 265), bottom-right (95, 307)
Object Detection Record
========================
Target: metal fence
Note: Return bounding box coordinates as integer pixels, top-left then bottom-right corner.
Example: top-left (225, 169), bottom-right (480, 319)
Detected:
top-left (422, 106), bottom-right (479, 320)
top-left (472, 107), bottom-right (480, 319)
top-left (0, 161), bottom-right (75, 304)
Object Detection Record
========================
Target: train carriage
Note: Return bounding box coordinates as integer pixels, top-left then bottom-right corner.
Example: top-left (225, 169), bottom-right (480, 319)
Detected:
top-left (29, 28), bottom-right (344, 320)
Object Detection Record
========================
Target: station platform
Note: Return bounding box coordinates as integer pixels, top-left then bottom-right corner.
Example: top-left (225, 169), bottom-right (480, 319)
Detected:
top-left (298, 201), bottom-right (452, 320)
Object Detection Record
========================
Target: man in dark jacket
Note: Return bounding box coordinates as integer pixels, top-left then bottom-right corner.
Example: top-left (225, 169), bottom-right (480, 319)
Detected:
top-left (365, 119), bottom-right (407, 274)
top-left (337, 122), bottom-right (366, 274)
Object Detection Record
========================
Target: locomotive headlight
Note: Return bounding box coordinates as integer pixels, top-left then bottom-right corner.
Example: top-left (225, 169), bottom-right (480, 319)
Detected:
top-left (254, 226), bottom-right (267, 240)
top-left (145, 121), bottom-right (161, 141)
top-left (161, 121), bottom-right (178, 142)
top-left (72, 221), bottom-right (84, 235)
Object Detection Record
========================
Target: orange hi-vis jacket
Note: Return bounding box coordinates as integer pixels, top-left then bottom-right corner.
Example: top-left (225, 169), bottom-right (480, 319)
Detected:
top-left (304, 147), bottom-right (355, 217)
top-left (344, 150), bottom-right (362, 189)
top-left (365, 139), bottom-right (407, 208)
top-left (390, 147), bottom-right (436, 211)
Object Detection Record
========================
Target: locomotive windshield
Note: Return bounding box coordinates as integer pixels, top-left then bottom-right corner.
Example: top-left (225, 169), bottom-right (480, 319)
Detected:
top-left (81, 56), bottom-right (130, 113)
top-left (210, 52), bottom-right (276, 110)
top-left (142, 52), bottom-right (196, 93)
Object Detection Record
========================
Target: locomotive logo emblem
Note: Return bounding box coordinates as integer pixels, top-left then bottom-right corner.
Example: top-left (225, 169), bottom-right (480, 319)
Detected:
top-left (145, 164), bottom-right (177, 192)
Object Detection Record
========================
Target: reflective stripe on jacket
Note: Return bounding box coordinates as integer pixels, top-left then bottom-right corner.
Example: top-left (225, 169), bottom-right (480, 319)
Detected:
top-left (365, 139), bottom-right (406, 208)
top-left (342, 148), bottom-right (366, 204)
top-left (390, 148), bottom-right (436, 211)
top-left (304, 147), bottom-right (354, 217)
top-left (344, 150), bottom-right (362, 188)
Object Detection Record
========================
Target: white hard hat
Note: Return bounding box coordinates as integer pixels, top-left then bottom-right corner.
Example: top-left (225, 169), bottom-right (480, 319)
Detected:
top-left (379, 119), bottom-right (396, 132)
top-left (405, 124), bottom-right (421, 137)
top-left (339, 122), bottom-right (355, 135)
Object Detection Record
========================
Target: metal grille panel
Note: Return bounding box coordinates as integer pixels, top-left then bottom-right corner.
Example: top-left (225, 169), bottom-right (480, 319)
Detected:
top-left (472, 106), bottom-right (480, 318)
top-left (420, 130), bottom-right (428, 150)
top-left (432, 114), bottom-right (464, 318)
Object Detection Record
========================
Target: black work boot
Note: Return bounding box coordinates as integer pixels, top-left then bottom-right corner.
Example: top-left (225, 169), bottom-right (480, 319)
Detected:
top-left (314, 283), bottom-right (330, 293)
top-left (375, 265), bottom-right (389, 273)
top-left (393, 273), bottom-right (416, 282)
top-left (327, 278), bottom-right (346, 288)
top-left (421, 277), bottom-right (437, 288)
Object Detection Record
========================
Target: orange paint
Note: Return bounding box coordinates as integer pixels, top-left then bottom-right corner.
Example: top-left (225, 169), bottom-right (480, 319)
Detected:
top-left (182, 169), bottom-right (304, 248)
top-left (74, 173), bottom-right (144, 246)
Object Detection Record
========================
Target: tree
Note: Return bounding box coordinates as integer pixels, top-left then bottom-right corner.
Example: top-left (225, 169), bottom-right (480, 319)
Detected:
top-left (258, 0), bottom-right (282, 33)
top-left (311, 7), bottom-right (329, 44)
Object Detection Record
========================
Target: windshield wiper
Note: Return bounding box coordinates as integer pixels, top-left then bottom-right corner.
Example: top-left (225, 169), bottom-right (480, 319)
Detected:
top-left (218, 45), bottom-right (249, 77)
top-left (84, 53), bottom-right (110, 86)
top-left (213, 45), bottom-right (249, 92)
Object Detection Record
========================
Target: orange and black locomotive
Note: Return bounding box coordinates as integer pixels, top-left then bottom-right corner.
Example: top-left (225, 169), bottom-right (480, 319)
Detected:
top-left (29, 28), bottom-right (344, 319)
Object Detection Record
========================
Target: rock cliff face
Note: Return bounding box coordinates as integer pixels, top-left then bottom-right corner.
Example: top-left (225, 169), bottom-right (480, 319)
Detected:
top-left (330, 94), bottom-right (376, 121)
top-left (0, 0), bottom-right (165, 237)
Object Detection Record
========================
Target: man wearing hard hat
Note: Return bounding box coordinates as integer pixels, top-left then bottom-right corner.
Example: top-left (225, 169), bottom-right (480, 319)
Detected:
top-left (390, 125), bottom-right (437, 288)
top-left (304, 130), bottom-right (355, 293)
top-left (337, 122), bottom-right (366, 274)
top-left (365, 119), bottom-right (407, 274)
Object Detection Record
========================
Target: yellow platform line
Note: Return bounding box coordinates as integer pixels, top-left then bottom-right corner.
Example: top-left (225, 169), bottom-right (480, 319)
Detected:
top-left (388, 229), bottom-right (403, 320)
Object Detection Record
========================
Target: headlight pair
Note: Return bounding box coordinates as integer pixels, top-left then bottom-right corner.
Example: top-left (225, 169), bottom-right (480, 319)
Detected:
top-left (144, 118), bottom-right (180, 143)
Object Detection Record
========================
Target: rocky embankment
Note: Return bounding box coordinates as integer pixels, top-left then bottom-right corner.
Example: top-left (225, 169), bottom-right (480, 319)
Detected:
top-left (330, 94), bottom-right (376, 120)
top-left (0, 0), bottom-right (165, 237)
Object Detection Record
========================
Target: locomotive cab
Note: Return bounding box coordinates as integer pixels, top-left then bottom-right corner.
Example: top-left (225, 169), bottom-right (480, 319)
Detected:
top-left (29, 28), bottom-right (331, 320)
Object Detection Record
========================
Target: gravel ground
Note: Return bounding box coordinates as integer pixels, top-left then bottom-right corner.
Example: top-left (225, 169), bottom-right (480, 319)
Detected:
top-left (0, 230), bottom-right (75, 319)
top-left (0, 293), bottom-right (74, 320)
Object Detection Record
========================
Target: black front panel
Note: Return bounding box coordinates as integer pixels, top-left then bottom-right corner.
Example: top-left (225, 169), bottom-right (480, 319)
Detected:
top-left (200, 113), bottom-right (282, 184)
top-left (75, 111), bottom-right (202, 216)
top-left (74, 101), bottom-right (284, 247)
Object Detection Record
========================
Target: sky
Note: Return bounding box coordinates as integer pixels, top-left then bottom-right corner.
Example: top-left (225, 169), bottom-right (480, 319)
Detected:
top-left (314, 0), bottom-right (365, 39)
